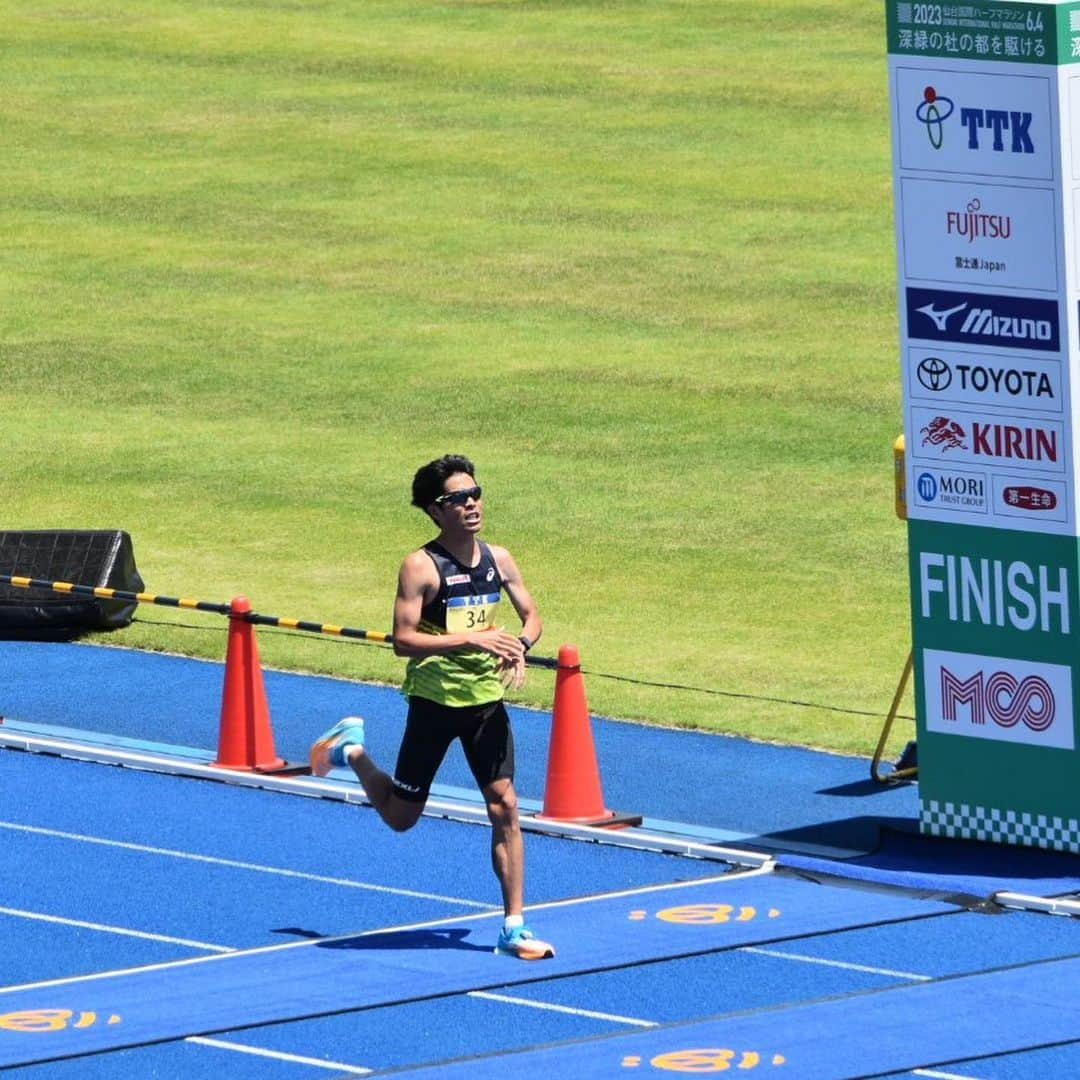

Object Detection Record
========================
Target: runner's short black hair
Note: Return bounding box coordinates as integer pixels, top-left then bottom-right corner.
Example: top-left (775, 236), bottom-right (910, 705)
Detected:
top-left (412, 454), bottom-right (476, 510)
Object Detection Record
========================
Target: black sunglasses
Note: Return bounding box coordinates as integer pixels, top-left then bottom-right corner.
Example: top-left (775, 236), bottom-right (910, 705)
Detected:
top-left (435, 485), bottom-right (482, 507)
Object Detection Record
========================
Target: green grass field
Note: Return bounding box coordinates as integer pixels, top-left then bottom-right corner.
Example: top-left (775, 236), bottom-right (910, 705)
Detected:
top-left (1, 1), bottom-right (915, 757)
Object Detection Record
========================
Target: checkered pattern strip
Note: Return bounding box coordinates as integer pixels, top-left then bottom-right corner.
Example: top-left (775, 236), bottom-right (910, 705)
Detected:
top-left (921, 800), bottom-right (1080, 853)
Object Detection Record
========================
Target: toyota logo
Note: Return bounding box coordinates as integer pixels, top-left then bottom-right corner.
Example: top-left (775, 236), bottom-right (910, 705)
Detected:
top-left (917, 356), bottom-right (952, 392)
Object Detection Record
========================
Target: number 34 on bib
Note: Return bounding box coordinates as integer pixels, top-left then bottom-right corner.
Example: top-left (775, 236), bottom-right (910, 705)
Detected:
top-left (446, 593), bottom-right (501, 633)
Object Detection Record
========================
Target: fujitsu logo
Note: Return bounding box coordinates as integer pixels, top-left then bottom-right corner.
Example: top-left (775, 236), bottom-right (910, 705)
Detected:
top-left (945, 198), bottom-right (1011, 243)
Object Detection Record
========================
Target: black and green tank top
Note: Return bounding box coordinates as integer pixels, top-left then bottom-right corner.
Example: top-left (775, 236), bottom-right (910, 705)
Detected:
top-left (401, 540), bottom-right (506, 706)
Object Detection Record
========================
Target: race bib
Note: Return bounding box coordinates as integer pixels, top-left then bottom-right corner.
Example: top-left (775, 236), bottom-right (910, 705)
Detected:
top-left (446, 592), bottom-right (500, 634)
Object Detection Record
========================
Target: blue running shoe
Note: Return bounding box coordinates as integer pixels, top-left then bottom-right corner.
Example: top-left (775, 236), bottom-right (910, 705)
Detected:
top-left (495, 924), bottom-right (555, 960)
top-left (310, 716), bottom-right (365, 777)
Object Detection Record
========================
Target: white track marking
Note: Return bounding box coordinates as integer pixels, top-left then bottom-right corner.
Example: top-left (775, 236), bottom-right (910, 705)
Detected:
top-left (741, 945), bottom-right (932, 982)
top-left (0, 820), bottom-right (494, 909)
top-left (914, 1070), bottom-right (983, 1079)
top-left (0, 870), bottom-right (755, 994)
top-left (469, 990), bottom-right (658, 1027)
top-left (0, 906), bottom-right (233, 953)
top-left (186, 1037), bottom-right (372, 1074)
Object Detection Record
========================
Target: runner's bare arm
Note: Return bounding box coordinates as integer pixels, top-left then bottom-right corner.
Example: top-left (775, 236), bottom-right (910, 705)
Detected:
top-left (491, 546), bottom-right (542, 646)
top-left (392, 550), bottom-right (525, 663)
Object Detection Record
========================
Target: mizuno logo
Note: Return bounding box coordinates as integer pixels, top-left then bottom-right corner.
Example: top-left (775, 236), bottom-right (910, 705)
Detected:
top-left (906, 289), bottom-right (1059, 353)
top-left (957, 308), bottom-right (1052, 342)
top-left (916, 302), bottom-right (967, 331)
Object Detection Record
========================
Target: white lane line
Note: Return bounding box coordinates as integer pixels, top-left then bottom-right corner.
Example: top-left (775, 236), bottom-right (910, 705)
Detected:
top-left (0, 906), bottom-right (374, 1073)
top-left (0, 820), bottom-right (494, 910)
top-left (914, 1070), bottom-right (984, 1079)
top-left (186, 1036), bottom-right (372, 1074)
top-left (740, 946), bottom-right (932, 982)
top-left (0, 870), bottom-right (751, 995)
top-left (0, 906), bottom-right (233, 953)
top-left (469, 990), bottom-right (658, 1027)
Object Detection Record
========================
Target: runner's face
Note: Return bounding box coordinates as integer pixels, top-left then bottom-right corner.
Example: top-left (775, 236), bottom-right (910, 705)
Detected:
top-left (433, 472), bottom-right (483, 533)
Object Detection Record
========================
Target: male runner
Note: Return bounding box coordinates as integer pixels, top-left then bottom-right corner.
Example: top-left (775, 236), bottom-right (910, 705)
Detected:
top-left (311, 454), bottom-right (554, 960)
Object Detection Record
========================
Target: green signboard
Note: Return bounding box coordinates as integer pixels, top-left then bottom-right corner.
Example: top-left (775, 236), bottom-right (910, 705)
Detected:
top-left (887, 1), bottom-right (1080, 64)
top-left (889, 1), bottom-right (1080, 850)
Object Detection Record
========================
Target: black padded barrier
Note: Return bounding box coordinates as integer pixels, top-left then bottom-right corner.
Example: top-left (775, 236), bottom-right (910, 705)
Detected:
top-left (0, 530), bottom-right (144, 636)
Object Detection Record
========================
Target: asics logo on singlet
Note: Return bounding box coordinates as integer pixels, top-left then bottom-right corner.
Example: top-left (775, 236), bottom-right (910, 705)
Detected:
top-left (487, 568), bottom-right (496, 581)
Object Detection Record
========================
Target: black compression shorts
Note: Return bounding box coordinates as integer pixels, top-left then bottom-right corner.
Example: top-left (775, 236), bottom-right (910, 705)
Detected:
top-left (392, 696), bottom-right (515, 803)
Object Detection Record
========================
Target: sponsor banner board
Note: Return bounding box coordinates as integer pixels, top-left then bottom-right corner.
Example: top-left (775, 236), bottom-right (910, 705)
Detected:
top-left (908, 519), bottom-right (1080, 828)
top-left (923, 646), bottom-right (1075, 749)
top-left (912, 465), bottom-right (990, 516)
top-left (887, 2), bottom-right (1080, 66)
top-left (993, 473), bottom-right (1069, 519)
top-left (906, 346), bottom-right (1063, 413)
top-left (912, 525), bottom-right (1074, 644)
top-left (890, 10), bottom-right (1080, 847)
top-left (912, 462), bottom-right (1071, 531)
top-left (911, 404), bottom-right (1065, 472)
top-left (904, 286), bottom-right (1060, 352)
top-left (894, 66), bottom-right (1054, 179)
top-left (1070, 75), bottom-right (1080, 178)
top-left (900, 178), bottom-right (1058, 291)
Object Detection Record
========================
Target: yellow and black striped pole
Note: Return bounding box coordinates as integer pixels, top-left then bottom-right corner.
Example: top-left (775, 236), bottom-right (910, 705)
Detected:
top-left (0, 573), bottom-right (233, 616)
top-left (0, 573), bottom-right (557, 665)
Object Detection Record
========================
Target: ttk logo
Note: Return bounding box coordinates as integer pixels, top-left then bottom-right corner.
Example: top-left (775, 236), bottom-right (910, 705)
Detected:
top-left (923, 648), bottom-right (1074, 750)
top-left (906, 288), bottom-right (1059, 352)
top-left (917, 85), bottom-right (1035, 154)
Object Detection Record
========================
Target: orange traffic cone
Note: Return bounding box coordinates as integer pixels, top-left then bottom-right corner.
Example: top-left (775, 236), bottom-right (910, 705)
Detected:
top-left (212, 597), bottom-right (302, 774)
top-left (536, 644), bottom-right (641, 828)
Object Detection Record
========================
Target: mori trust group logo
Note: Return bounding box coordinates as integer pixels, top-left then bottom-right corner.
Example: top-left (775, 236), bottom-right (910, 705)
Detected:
top-left (915, 469), bottom-right (987, 514)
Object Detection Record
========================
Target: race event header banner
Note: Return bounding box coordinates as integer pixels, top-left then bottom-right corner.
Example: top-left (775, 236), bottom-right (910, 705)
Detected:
top-left (887, 1), bottom-right (1080, 64)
